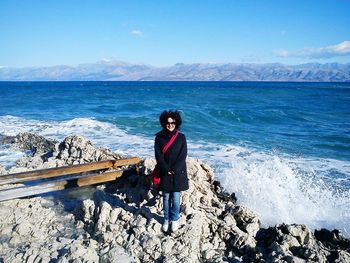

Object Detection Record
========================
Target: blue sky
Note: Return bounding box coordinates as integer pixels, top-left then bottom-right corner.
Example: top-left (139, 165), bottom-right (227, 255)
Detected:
top-left (0, 0), bottom-right (349, 67)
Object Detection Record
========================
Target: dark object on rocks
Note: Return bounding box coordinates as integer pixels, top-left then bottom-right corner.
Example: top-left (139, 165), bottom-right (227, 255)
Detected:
top-left (314, 228), bottom-right (350, 251)
top-left (213, 180), bottom-right (237, 204)
top-left (0, 134), bottom-right (15, 144)
top-left (255, 224), bottom-right (350, 263)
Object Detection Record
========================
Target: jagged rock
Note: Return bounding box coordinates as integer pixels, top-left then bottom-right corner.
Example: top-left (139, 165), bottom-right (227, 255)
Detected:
top-left (1, 133), bottom-right (349, 263)
top-left (75, 152), bottom-right (349, 262)
top-left (80, 199), bottom-right (96, 224)
top-left (100, 245), bottom-right (138, 263)
top-left (285, 224), bottom-right (316, 247)
top-left (57, 239), bottom-right (100, 262)
top-left (3, 132), bottom-right (57, 154)
top-left (256, 224), bottom-right (336, 263)
top-left (232, 205), bottom-right (261, 237)
top-left (335, 250), bottom-right (350, 263)
top-left (75, 156), bottom-right (264, 262)
top-left (9, 134), bottom-right (122, 171)
top-left (284, 255), bottom-right (306, 263)
top-left (213, 180), bottom-right (237, 204)
top-left (0, 134), bottom-right (13, 144)
top-left (54, 135), bottom-right (121, 165)
top-left (0, 197), bottom-right (96, 263)
top-left (139, 158), bottom-right (156, 175)
top-left (181, 157), bottom-right (221, 216)
top-left (16, 154), bottom-right (44, 168)
top-left (314, 228), bottom-right (350, 250)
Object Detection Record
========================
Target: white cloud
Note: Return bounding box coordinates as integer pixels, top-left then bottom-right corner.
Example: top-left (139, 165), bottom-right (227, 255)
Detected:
top-left (130, 30), bottom-right (144, 37)
top-left (101, 58), bottom-right (114, 63)
top-left (275, 41), bottom-right (350, 59)
top-left (274, 50), bottom-right (290, 58)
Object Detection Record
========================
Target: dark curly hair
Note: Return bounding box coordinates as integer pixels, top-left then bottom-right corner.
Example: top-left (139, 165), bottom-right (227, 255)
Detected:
top-left (159, 110), bottom-right (182, 129)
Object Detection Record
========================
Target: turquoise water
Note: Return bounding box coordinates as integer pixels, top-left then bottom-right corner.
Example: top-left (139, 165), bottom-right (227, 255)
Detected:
top-left (0, 81), bottom-right (349, 234)
top-left (1, 81), bottom-right (349, 160)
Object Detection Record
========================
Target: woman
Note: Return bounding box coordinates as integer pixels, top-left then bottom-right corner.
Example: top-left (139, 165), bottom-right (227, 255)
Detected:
top-left (154, 110), bottom-right (189, 232)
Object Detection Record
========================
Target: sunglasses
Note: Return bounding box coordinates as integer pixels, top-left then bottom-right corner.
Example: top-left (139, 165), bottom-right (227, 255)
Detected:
top-left (166, 121), bottom-right (176, 125)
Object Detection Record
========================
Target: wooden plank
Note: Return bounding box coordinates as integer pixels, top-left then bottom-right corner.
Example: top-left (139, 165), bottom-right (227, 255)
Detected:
top-left (0, 157), bottom-right (141, 186)
top-left (0, 170), bottom-right (126, 202)
top-left (0, 160), bottom-right (114, 185)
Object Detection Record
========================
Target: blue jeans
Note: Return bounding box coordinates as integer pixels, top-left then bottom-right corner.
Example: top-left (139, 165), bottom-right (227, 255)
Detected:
top-left (163, 192), bottom-right (180, 221)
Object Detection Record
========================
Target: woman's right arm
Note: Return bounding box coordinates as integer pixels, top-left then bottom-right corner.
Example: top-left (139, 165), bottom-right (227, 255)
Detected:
top-left (154, 136), bottom-right (170, 175)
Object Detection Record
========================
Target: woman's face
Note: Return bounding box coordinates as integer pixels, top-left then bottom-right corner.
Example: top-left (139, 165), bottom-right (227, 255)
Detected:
top-left (166, 117), bottom-right (176, 132)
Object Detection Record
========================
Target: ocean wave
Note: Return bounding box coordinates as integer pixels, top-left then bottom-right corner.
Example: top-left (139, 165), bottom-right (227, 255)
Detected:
top-left (0, 115), bottom-right (349, 235)
top-left (0, 115), bottom-right (153, 157)
top-left (0, 144), bottom-right (26, 169)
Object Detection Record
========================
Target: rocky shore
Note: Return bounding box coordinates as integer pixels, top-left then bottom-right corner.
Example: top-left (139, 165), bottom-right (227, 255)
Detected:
top-left (0, 133), bottom-right (349, 263)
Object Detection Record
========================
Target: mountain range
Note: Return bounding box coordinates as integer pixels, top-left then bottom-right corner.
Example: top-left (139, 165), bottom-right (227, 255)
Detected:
top-left (0, 60), bottom-right (349, 81)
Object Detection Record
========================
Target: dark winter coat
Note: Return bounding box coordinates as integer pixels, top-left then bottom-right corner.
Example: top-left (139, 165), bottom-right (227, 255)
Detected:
top-left (154, 129), bottom-right (189, 192)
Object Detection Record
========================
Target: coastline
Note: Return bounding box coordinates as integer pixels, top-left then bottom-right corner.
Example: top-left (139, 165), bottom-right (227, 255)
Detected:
top-left (0, 133), bottom-right (349, 262)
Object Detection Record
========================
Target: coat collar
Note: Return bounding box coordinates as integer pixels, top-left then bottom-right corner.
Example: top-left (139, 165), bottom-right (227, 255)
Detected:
top-left (156, 128), bottom-right (178, 138)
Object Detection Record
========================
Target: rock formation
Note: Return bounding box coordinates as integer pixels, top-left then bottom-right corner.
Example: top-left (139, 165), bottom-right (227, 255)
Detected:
top-left (6, 133), bottom-right (121, 173)
top-left (0, 133), bottom-right (349, 262)
top-left (0, 132), bottom-right (57, 154)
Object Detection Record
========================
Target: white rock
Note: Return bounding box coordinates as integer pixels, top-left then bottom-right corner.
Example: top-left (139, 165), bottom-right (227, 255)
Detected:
top-left (81, 199), bottom-right (95, 222)
top-left (232, 205), bottom-right (261, 237)
top-left (336, 250), bottom-right (350, 263)
top-left (101, 245), bottom-right (137, 263)
top-left (162, 238), bottom-right (176, 254)
top-left (286, 224), bottom-right (315, 246)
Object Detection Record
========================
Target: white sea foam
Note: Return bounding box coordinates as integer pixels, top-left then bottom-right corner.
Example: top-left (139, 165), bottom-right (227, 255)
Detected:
top-left (0, 145), bottom-right (26, 169)
top-left (0, 115), bottom-right (154, 157)
top-left (1, 115), bottom-right (349, 235)
top-left (212, 147), bottom-right (350, 234)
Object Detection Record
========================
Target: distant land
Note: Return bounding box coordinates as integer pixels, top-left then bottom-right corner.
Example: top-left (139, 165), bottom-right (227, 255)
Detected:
top-left (0, 60), bottom-right (349, 82)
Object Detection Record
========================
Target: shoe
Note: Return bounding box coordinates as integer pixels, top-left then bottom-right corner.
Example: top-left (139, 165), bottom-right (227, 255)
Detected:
top-left (162, 220), bottom-right (169, 232)
top-left (171, 220), bottom-right (179, 232)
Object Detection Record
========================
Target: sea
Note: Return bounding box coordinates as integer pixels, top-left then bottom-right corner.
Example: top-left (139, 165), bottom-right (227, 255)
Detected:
top-left (0, 81), bottom-right (349, 235)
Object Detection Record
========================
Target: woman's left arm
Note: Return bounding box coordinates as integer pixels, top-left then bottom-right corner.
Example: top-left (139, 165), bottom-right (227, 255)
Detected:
top-left (171, 134), bottom-right (187, 173)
